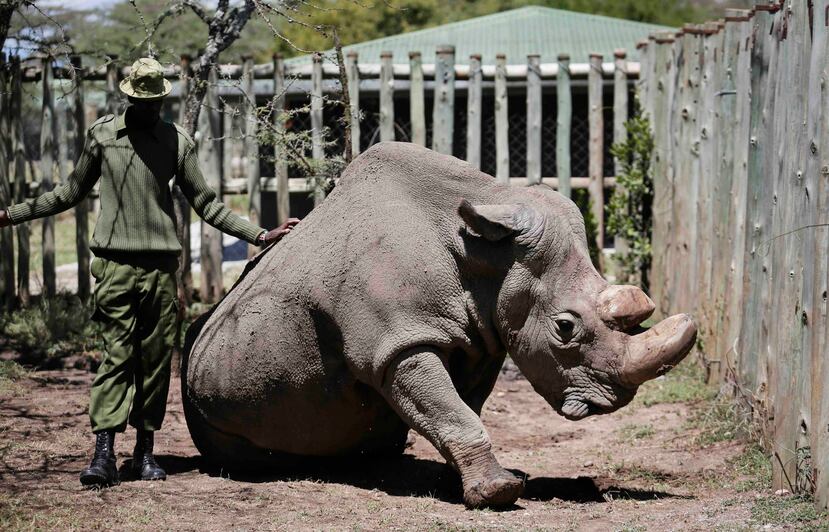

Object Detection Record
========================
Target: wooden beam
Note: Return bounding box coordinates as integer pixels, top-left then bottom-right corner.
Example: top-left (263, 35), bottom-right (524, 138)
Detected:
top-left (10, 56), bottom-right (28, 305)
top-left (380, 51), bottom-right (395, 142)
top-left (311, 53), bottom-right (324, 206)
top-left (588, 52), bottom-right (605, 258)
top-left (0, 54), bottom-right (14, 309)
top-left (556, 53), bottom-right (572, 199)
top-left (199, 65), bottom-right (224, 302)
top-left (243, 55), bottom-right (261, 259)
top-left (466, 54), bottom-right (482, 169)
top-left (273, 54), bottom-right (290, 224)
top-left (346, 51), bottom-right (360, 157)
top-left (40, 57), bottom-right (57, 298)
top-left (409, 52), bottom-right (426, 146)
top-left (526, 54), bottom-right (542, 185)
top-left (71, 55), bottom-right (90, 302)
top-left (495, 54), bottom-right (509, 183)
top-left (432, 45), bottom-right (455, 155)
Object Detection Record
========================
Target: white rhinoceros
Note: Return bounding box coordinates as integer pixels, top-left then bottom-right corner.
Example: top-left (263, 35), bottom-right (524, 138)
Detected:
top-left (181, 142), bottom-right (696, 508)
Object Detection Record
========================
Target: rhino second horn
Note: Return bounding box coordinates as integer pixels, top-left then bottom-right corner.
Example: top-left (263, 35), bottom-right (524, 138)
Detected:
top-left (620, 314), bottom-right (697, 387)
top-left (597, 285), bottom-right (656, 330)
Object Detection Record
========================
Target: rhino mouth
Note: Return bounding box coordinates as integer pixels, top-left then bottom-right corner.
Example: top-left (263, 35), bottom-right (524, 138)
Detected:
top-left (560, 396), bottom-right (613, 420)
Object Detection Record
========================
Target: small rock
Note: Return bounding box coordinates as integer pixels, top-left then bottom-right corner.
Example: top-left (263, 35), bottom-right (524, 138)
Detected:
top-left (583, 461), bottom-right (594, 468)
top-left (496, 392), bottom-right (505, 397)
top-left (774, 489), bottom-right (790, 496)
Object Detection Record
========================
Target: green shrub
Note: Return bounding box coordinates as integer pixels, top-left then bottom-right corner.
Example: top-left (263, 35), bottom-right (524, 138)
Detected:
top-left (607, 102), bottom-right (654, 290)
top-left (0, 293), bottom-right (103, 367)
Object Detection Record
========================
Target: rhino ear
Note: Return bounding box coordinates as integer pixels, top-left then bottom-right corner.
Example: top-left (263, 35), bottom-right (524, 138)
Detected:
top-left (458, 199), bottom-right (539, 242)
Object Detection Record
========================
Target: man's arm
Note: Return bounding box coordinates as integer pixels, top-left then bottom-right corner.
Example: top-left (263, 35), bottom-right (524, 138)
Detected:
top-left (2, 130), bottom-right (101, 225)
top-left (178, 143), bottom-right (299, 245)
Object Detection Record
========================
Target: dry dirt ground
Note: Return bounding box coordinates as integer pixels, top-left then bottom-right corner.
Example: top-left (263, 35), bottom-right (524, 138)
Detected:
top-left (0, 363), bottom-right (824, 531)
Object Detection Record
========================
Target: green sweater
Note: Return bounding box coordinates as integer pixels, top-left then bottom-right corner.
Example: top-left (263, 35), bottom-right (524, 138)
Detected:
top-left (7, 112), bottom-right (265, 255)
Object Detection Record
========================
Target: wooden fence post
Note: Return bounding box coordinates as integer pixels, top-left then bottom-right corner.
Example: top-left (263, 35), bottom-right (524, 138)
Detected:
top-left (409, 52), bottom-right (426, 146)
top-left (612, 49), bottom-right (629, 269)
top-left (176, 54), bottom-right (194, 306)
top-left (199, 66), bottom-right (224, 303)
top-left (346, 51), bottom-right (360, 157)
top-left (526, 54), bottom-right (541, 185)
top-left (71, 55), bottom-right (90, 302)
top-left (588, 53), bottom-right (605, 261)
top-left (40, 56), bottom-right (57, 298)
top-left (432, 45), bottom-right (455, 156)
top-left (380, 51), bottom-right (395, 142)
top-left (495, 54), bottom-right (509, 183)
top-left (243, 55), bottom-right (261, 258)
top-left (0, 54), bottom-right (14, 309)
top-left (556, 53), bottom-right (572, 198)
top-left (311, 53), bottom-right (324, 206)
top-left (466, 54), bottom-right (482, 168)
top-left (273, 54), bottom-right (289, 224)
top-left (10, 56), bottom-right (28, 305)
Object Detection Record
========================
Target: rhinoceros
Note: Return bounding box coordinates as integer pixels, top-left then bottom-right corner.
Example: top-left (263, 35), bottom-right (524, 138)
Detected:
top-left (181, 142), bottom-right (696, 508)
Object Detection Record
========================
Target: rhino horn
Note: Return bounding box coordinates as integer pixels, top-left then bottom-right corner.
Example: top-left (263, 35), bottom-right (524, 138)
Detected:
top-left (597, 284), bottom-right (656, 330)
top-left (619, 314), bottom-right (697, 387)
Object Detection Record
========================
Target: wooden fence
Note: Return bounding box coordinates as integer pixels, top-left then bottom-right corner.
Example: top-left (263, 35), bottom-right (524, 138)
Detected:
top-left (638, 1), bottom-right (828, 508)
top-left (0, 47), bottom-right (638, 306)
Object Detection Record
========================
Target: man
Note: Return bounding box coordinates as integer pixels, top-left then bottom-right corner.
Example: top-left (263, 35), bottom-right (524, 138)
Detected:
top-left (0, 58), bottom-right (299, 488)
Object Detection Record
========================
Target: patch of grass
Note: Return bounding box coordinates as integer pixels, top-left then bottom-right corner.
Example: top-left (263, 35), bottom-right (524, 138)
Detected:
top-left (617, 423), bottom-right (655, 442)
top-left (0, 292), bottom-right (103, 367)
top-left (750, 494), bottom-right (828, 531)
top-left (632, 357), bottom-right (716, 407)
top-left (730, 444), bottom-right (772, 493)
top-left (0, 361), bottom-right (29, 396)
top-left (686, 395), bottom-right (757, 448)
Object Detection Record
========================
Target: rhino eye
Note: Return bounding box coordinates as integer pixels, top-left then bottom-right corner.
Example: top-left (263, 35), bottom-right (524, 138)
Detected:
top-left (553, 313), bottom-right (580, 342)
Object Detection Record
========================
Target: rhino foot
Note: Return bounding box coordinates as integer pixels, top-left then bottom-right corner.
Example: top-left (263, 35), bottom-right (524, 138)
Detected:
top-left (463, 468), bottom-right (524, 509)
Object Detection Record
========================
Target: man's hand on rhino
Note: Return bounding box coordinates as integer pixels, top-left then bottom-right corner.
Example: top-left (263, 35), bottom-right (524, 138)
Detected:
top-left (259, 218), bottom-right (300, 246)
top-left (0, 209), bottom-right (10, 229)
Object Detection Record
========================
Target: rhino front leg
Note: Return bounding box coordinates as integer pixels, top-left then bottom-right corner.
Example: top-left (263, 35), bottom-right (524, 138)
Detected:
top-left (381, 347), bottom-right (523, 508)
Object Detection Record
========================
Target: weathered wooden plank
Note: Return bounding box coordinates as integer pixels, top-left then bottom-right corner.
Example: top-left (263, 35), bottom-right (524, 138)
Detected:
top-left (198, 66), bottom-right (224, 303)
top-left (708, 17), bottom-right (741, 381)
top-left (10, 56), bottom-right (28, 304)
top-left (769, 2), bottom-right (811, 492)
top-left (495, 54), bottom-right (509, 183)
top-left (649, 33), bottom-right (676, 316)
top-left (379, 51), bottom-right (395, 142)
top-left (588, 53), bottom-right (605, 262)
top-left (71, 55), bottom-right (90, 302)
top-left (556, 53), bottom-right (572, 199)
top-left (105, 56), bottom-right (120, 116)
top-left (40, 57), bottom-right (57, 298)
top-left (738, 5), bottom-right (778, 409)
top-left (409, 52), bottom-right (426, 147)
top-left (466, 54), bottom-right (482, 169)
top-left (311, 53), bottom-right (324, 206)
top-left (0, 54), bottom-right (14, 309)
top-left (176, 54), bottom-right (194, 304)
top-left (526, 54), bottom-right (542, 185)
top-left (721, 16), bottom-right (753, 385)
top-left (273, 54), bottom-right (290, 224)
top-left (243, 56), bottom-right (261, 259)
top-left (432, 45), bottom-right (455, 156)
top-left (808, 0), bottom-right (829, 508)
top-left (612, 49), bottom-right (630, 269)
top-left (346, 51), bottom-right (360, 157)
top-left (802, 0), bottom-right (829, 505)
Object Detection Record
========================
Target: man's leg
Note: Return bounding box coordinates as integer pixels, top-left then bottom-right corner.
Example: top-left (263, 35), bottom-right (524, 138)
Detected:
top-left (129, 266), bottom-right (177, 480)
top-left (82, 259), bottom-right (139, 487)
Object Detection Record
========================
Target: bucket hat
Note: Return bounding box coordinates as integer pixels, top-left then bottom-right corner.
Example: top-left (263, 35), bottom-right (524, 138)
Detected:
top-left (119, 58), bottom-right (172, 100)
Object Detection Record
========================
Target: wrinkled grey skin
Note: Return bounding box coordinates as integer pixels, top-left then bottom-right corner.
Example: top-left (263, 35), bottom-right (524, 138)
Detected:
top-left (182, 142), bottom-right (696, 508)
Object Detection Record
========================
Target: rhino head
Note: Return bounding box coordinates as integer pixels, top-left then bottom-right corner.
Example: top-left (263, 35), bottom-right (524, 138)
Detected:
top-left (458, 194), bottom-right (696, 420)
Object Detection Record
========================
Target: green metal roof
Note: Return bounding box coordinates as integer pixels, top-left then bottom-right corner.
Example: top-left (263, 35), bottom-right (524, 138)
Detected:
top-left (288, 6), bottom-right (672, 66)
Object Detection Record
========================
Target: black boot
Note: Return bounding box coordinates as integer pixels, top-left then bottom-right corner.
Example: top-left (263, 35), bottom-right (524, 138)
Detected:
top-left (132, 429), bottom-right (166, 481)
top-left (79, 430), bottom-right (119, 488)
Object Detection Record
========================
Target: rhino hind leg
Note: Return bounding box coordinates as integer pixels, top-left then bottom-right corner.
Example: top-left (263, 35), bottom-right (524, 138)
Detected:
top-left (382, 346), bottom-right (524, 508)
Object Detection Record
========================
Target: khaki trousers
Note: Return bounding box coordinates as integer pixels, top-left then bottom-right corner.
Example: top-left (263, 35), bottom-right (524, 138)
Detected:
top-left (88, 253), bottom-right (178, 432)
